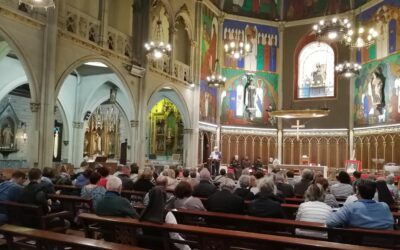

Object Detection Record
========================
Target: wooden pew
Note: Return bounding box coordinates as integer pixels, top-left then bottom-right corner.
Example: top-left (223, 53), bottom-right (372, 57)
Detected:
top-left (0, 200), bottom-right (70, 232)
top-left (327, 227), bottom-right (400, 249)
top-left (79, 213), bottom-right (382, 250)
top-left (54, 184), bottom-right (147, 204)
top-left (0, 224), bottom-right (144, 250)
top-left (284, 197), bottom-right (304, 204)
top-left (47, 193), bottom-right (93, 220)
top-left (172, 208), bottom-right (326, 237)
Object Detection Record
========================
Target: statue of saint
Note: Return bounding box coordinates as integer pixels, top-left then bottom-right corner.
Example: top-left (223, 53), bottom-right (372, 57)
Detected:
top-left (2, 124), bottom-right (13, 147)
top-left (243, 74), bottom-right (257, 119)
top-left (95, 132), bottom-right (102, 153)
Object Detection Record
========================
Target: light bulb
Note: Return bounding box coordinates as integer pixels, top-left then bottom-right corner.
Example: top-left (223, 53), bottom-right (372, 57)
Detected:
top-left (230, 42), bottom-right (235, 48)
top-left (328, 32), bottom-right (337, 40)
top-left (153, 50), bottom-right (162, 59)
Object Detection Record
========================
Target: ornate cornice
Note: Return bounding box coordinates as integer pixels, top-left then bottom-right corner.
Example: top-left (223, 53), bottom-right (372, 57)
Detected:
top-left (199, 122), bottom-right (218, 133)
top-left (283, 129), bottom-right (348, 137)
top-left (221, 126), bottom-right (277, 136)
top-left (30, 102), bottom-right (40, 112)
top-left (354, 125), bottom-right (400, 136)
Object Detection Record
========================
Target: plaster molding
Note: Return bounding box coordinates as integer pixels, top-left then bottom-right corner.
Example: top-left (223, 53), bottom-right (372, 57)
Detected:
top-left (0, 5), bottom-right (45, 29)
top-left (57, 30), bottom-right (132, 64)
top-left (148, 67), bottom-right (192, 88)
top-left (29, 102), bottom-right (40, 112)
top-left (199, 122), bottom-right (218, 133)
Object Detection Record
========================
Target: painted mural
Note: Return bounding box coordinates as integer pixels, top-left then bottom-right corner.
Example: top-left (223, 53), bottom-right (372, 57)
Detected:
top-left (199, 6), bottom-right (218, 124)
top-left (210, 0), bottom-right (280, 21)
top-left (354, 0), bottom-right (400, 127)
top-left (210, 0), bottom-right (371, 21)
top-left (221, 19), bottom-right (279, 126)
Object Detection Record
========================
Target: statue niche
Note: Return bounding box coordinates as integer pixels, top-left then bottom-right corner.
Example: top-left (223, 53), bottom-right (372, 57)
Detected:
top-left (0, 101), bottom-right (24, 158)
top-left (149, 99), bottom-right (184, 157)
top-left (84, 104), bottom-right (121, 159)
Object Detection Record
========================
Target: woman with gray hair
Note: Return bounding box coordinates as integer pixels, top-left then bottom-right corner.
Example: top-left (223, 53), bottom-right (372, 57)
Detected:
top-left (295, 183), bottom-right (332, 239)
top-left (248, 177), bottom-right (284, 218)
top-left (234, 175), bottom-right (255, 200)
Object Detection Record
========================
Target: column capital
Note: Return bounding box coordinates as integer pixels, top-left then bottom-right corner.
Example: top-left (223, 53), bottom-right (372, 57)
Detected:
top-left (30, 103), bottom-right (40, 112)
top-left (183, 128), bottom-right (194, 134)
top-left (73, 122), bottom-right (84, 129)
top-left (130, 120), bottom-right (139, 127)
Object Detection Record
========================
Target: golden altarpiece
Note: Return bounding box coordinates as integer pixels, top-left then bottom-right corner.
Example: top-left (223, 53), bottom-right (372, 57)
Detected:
top-left (149, 99), bottom-right (184, 157)
top-left (84, 103), bottom-right (121, 159)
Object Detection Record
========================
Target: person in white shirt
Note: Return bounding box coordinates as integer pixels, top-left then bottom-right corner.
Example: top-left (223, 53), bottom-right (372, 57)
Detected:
top-left (209, 146), bottom-right (222, 177)
top-left (296, 183), bottom-right (332, 239)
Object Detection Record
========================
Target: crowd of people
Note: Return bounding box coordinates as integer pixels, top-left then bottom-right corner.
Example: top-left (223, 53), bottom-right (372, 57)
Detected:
top-left (0, 162), bottom-right (397, 248)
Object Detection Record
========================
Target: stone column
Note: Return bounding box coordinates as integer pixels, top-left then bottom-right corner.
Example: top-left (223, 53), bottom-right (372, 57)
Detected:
top-left (132, 0), bottom-right (150, 66)
top-left (277, 22), bottom-right (284, 162)
top-left (130, 120), bottom-right (139, 163)
top-left (38, 6), bottom-right (58, 168)
top-left (183, 128), bottom-right (194, 168)
top-left (29, 103), bottom-right (40, 168)
top-left (98, 0), bottom-right (109, 48)
top-left (71, 121), bottom-right (84, 168)
top-left (169, 27), bottom-right (176, 76)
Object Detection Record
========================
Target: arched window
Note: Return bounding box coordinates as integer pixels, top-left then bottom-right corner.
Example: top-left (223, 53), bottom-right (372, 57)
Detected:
top-left (297, 41), bottom-right (335, 99)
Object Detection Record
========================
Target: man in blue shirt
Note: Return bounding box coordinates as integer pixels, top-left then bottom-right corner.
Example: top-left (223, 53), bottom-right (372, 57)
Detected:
top-left (0, 170), bottom-right (26, 223)
top-left (326, 179), bottom-right (394, 229)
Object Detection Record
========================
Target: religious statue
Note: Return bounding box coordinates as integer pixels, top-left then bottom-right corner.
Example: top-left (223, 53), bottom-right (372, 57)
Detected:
top-left (95, 132), bottom-right (102, 153)
top-left (369, 67), bottom-right (386, 115)
top-left (243, 73), bottom-right (257, 119)
top-left (311, 63), bottom-right (325, 86)
top-left (2, 124), bottom-right (13, 147)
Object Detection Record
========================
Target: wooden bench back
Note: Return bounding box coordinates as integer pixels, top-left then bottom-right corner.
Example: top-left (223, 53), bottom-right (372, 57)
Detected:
top-left (78, 213), bottom-right (383, 250)
top-left (48, 193), bottom-right (93, 218)
top-left (0, 200), bottom-right (44, 228)
top-left (0, 224), bottom-right (144, 250)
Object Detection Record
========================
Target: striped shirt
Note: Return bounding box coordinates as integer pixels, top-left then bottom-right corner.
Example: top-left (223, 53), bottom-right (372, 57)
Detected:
top-left (295, 201), bottom-right (332, 238)
top-left (330, 183), bottom-right (354, 198)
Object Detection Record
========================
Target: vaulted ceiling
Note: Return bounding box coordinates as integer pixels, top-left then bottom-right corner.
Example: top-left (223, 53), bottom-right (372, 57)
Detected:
top-left (210, 0), bottom-right (372, 21)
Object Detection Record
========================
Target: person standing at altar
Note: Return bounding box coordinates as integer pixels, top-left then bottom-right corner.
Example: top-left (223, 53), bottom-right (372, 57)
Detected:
top-left (241, 156), bottom-right (252, 173)
top-left (231, 155), bottom-right (241, 180)
top-left (209, 146), bottom-right (222, 177)
top-left (253, 157), bottom-right (263, 173)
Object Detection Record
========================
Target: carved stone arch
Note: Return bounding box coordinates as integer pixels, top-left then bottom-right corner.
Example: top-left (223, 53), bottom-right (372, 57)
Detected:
top-left (174, 4), bottom-right (194, 41)
top-left (0, 27), bottom-right (38, 103)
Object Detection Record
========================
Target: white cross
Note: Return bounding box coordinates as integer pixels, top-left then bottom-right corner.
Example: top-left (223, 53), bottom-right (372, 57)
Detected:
top-left (291, 120), bottom-right (305, 140)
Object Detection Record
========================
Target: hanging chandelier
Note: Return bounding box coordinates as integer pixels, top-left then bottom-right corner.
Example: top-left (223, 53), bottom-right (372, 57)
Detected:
top-left (224, 41), bottom-right (251, 59)
top-left (335, 61), bottom-right (362, 78)
top-left (19, 0), bottom-right (55, 9)
top-left (144, 17), bottom-right (171, 60)
top-left (313, 17), bottom-right (352, 41)
top-left (206, 59), bottom-right (226, 88)
top-left (344, 26), bottom-right (379, 48)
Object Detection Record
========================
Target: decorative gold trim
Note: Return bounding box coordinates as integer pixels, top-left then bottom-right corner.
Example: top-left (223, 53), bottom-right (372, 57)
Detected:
top-left (270, 109), bottom-right (330, 119)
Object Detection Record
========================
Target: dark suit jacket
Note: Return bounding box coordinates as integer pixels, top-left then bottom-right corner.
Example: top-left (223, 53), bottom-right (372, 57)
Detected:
top-left (192, 180), bottom-right (217, 198)
top-left (248, 194), bottom-right (284, 218)
top-left (277, 182), bottom-right (294, 198)
top-left (294, 179), bottom-right (312, 196)
top-left (207, 189), bottom-right (245, 214)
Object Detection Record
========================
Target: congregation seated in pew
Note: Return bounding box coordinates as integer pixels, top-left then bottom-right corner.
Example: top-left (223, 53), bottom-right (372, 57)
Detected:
top-left (80, 172), bottom-right (105, 210)
top-left (0, 170), bottom-right (26, 223)
top-left (207, 178), bottom-right (244, 214)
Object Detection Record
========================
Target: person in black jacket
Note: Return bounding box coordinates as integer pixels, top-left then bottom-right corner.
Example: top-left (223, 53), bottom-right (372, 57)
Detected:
top-left (248, 176), bottom-right (284, 218)
top-left (117, 165), bottom-right (134, 190)
top-left (19, 168), bottom-right (69, 229)
top-left (192, 169), bottom-right (216, 198)
top-left (207, 178), bottom-right (244, 214)
top-left (275, 171), bottom-right (294, 198)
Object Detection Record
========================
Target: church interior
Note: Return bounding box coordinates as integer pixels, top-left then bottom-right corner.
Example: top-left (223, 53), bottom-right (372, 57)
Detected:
top-left (0, 0), bottom-right (399, 249)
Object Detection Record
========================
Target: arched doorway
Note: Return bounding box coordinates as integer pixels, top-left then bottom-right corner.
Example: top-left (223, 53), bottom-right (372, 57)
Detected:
top-left (0, 35), bottom-right (35, 168)
top-left (146, 86), bottom-right (191, 169)
top-left (56, 61), bottom-right (135, 167)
